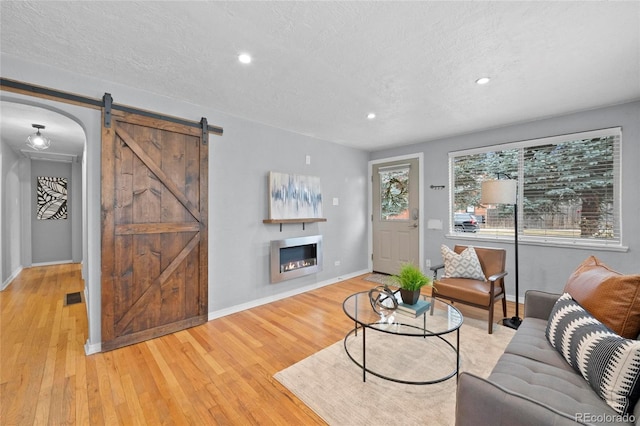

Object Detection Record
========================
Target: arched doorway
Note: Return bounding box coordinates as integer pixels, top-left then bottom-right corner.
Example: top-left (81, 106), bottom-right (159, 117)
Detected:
top-left (0, 99), bottom-right (86, 277)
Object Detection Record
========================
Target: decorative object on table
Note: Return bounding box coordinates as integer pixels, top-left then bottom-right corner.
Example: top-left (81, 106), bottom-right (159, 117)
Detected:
top-left (396, 298), bottom-right (432, 318)
top-left (481, 174), bottom-right (520, 329)
top-left (368, 285), bottom-right (398, 321)
top-left (268, 171), bottom-right (323, 220)
top-left (390, 262), bottom-right (432, 305)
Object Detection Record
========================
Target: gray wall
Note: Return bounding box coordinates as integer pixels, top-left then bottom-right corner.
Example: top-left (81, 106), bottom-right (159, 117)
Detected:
top-left (371, 101), bottom-right (640, 300)
top-left (1, 142), bottom-right (22, 286)
top-left (211, 120), bottom-right (370, 310)
top-left (30, 160), bottom-right (73, 264)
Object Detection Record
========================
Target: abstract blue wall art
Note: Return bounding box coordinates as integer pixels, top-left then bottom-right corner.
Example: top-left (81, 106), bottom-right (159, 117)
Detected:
top-left (37, 176), bottom-right (68, 220)
top-left (269, 172), bottom-right (323, 219)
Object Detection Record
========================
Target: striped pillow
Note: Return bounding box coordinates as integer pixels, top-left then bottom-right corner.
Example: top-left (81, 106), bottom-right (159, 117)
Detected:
top-left (546, 293), bottom-right (640, 415)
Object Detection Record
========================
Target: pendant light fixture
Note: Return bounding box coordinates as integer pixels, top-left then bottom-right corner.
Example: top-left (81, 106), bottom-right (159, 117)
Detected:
top-left (26, 124), bottom-right (51, 150)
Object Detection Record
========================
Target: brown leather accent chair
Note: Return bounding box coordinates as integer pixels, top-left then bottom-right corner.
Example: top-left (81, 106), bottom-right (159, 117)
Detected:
top-left (431, 245), bottom-right (508, 334)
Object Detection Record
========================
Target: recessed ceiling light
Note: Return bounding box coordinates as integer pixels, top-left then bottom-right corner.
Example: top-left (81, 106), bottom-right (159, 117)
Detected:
top-left (476, 77), bottom-right (491, 85)
top-left (238, 53), bottom-right (252, 64)
top-left (367, 113), bottom-right (376, 120)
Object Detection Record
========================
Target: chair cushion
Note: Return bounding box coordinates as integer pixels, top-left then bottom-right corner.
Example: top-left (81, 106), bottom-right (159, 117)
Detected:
top-left (503, 317), bottom-right (574, 372)
top-left (434, 277), bottom-right (501, 306)
top-left (441, 245), bottom-right (485, 281)
top-left (546, 293), bottom-right (640, 415)
top-left (563, 256), bottom-right (640, 338)
top-left (489, 353), bottom-right (624, 421)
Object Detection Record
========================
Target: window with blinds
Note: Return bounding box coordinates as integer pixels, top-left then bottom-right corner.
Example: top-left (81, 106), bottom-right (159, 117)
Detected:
top-left (449, 127), bottom-right (621, 247)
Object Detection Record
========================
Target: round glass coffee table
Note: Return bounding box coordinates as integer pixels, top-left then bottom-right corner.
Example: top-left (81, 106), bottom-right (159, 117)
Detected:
top-left (342, 289), bottom-right (463, 384)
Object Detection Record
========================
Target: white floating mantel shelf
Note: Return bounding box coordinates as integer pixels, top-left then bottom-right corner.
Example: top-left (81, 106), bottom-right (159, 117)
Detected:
top-left (263, 218), bottom-right (327, 231)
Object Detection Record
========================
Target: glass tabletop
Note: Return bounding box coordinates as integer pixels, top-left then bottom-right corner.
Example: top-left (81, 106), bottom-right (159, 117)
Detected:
top-left (342, 289), bottom-right (463, 336)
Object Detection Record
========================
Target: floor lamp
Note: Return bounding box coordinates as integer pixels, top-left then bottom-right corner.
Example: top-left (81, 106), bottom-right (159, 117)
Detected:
top-left (481, 177), bottom-right (522, 330)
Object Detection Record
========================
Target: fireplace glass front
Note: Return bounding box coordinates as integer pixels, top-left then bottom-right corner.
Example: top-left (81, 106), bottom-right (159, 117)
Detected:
top-left (270, 235), bottom-right (323, 283)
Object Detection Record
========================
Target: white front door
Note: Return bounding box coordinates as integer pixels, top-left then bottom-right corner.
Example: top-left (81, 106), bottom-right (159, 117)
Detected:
top-left (372, 158), bottom-right (420, 275)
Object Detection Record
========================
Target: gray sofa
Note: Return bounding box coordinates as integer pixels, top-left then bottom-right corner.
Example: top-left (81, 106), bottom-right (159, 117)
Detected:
top-left (456, 290), bottom-right (639, 426)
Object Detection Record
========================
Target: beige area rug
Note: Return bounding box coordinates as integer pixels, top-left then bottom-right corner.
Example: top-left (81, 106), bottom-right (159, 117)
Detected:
top-left (274, 316), bottom-right (515, 426)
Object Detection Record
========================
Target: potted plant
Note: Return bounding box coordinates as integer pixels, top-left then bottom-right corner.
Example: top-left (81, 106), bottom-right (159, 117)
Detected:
top-left (391, 263), bottom-right (432, 305)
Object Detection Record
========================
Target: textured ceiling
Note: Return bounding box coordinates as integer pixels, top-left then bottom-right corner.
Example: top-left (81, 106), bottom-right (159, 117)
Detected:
top-left (1, 1), bottom-right (639, 152)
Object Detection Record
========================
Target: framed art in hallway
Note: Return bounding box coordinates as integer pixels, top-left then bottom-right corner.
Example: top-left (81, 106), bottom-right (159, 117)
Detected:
top-left (36, 176), bottom-right (68, 220)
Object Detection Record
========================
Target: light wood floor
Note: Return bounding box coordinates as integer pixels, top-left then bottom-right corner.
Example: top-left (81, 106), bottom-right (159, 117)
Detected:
top-left (1, 264), bottom-right (521, 425)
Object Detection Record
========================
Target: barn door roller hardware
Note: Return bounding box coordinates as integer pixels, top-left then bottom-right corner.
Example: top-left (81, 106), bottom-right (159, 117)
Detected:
top-left (101, 93), bottom-right (222, 138)
top-left (0, 79), bottom-right (223, 136)
top-left (103, 93), bottom-right (113, 128)
top-left (200, 117), bottom-right (208, 145)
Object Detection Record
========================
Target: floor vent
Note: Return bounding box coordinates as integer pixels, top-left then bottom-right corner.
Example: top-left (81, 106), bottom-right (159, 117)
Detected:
top-left (64, 292), bottom-right (82, 306)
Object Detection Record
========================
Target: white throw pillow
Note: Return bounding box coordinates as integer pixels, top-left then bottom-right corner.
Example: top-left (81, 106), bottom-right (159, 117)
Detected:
top-left (440, 245), bottom-right (486, 281)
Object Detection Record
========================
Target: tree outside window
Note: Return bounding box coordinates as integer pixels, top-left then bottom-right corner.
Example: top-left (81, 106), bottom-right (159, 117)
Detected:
top-left (450, 128), bottom-right (620, 244)
top-left (380, 168), bottom-right (410, 220)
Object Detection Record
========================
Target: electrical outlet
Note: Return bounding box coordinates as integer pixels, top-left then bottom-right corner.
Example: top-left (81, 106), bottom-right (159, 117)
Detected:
top-left (334, 260), bottom-right (341, 266)
top-left (425, 259), bottom-right (431, 268)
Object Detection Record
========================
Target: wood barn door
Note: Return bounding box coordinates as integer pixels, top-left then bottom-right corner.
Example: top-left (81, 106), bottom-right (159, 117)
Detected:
top-left (101, 110), bottom-right (208, 351)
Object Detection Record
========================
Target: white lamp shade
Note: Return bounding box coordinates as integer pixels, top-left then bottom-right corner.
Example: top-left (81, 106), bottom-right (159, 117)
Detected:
top-left (481, 180), bottom-right (517, 205)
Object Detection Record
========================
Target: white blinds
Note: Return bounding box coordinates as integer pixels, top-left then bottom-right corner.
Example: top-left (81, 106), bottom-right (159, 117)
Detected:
top-left (449, 127), bottom-right (621, 246)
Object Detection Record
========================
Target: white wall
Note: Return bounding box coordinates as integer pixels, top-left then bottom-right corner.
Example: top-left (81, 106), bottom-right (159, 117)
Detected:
top-left (371, 101), bottom-right (640, 300)
top-left (1, 53), bottom-right (370, 352)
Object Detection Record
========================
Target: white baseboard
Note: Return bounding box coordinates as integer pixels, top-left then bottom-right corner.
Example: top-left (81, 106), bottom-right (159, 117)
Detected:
top-left (208, 269), bottom-right (370, 321)
top-left (83, 269), bottom-right (371, 354)
top-left (1, 266), bottom-right (23, 291)
top-left (84, 340), bottom-right (101, 355)
top-left (31, 260), bottom-right (74, 267)
top-left (504, 293), bottom-right (525, 305)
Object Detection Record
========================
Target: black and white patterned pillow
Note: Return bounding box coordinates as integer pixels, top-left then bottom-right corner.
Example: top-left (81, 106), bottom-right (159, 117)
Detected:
top-left (546, 293), bottom-right (640, 415)
top-left (440, 245), bottom-right (485, 281)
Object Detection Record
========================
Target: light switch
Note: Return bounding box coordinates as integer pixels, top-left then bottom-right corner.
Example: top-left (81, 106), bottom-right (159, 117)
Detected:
top-left (305, 155), bottom-right (311, 165)
top-left (333, 197), bottom-right (339, 206)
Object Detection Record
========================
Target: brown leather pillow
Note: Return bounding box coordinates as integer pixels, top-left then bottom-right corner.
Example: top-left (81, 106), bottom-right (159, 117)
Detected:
top-left (563, 256), bottom-right (640, 338)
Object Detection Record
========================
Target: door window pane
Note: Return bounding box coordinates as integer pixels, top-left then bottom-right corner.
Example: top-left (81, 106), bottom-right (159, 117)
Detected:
top-left (380, 166), bottom-right (410, 220)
